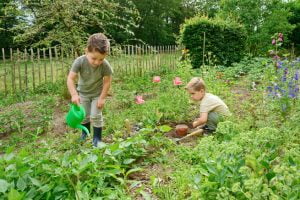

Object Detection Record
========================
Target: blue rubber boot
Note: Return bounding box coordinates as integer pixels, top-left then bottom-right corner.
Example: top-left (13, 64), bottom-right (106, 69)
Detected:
top-left (93, 127), bottom-right (102, 147)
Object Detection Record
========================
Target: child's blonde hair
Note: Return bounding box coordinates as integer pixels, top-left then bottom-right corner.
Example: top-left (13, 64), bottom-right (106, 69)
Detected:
top-left (87, 33), bottom-right (110, 54)
top-left (186, 77), bottom-right (206, 91)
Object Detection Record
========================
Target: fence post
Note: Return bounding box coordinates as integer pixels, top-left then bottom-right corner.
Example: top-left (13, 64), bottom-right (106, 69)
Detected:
top-left (10, 48), bottom-right (16, 92)
top-left (37, 48), bottom-right (41, 84)
top-left (31, 48), bottom-right (35, 89)
top-left (55, 46), bottom-right (58, 81)
top-left (43, 48), bottom-right (47, 82)
top-left (2, 48), bottom-right (7, 94)
top-left (24, 49), bottom-right (28, 90)
top-left (138, 45), bottom-right (142, 76)
top-left (135, 45), bottom-right (138, 76)
top-left (128, 45), bottom-right (132, 75)
top-left (61, 46), bottom-right (64, 80)
top-left (144, 45), bottom-right (147, 75)
top-left (169, 45), bottom-right (172, 68)
top-left (124, 45), bottom-right (129, 76)
top-left (149, 45), bottom-right (152, 71)
top-left (17, 48), bottom-right (22, 90)
top-left (49, 47), bottom-right (53, 82)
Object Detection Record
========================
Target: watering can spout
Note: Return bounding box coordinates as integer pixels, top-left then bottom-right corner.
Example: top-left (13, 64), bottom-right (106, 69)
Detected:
top-left (76, 124), bottom-right (90, 135)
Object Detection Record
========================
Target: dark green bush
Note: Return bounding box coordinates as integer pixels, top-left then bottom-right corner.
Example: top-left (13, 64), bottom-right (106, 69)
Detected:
top-left (180, 16), bottom-right (247, 68)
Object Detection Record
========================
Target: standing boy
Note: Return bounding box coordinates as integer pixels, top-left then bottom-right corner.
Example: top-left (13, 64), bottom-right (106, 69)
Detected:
top-left (67, 33), bottom-right (113, 147)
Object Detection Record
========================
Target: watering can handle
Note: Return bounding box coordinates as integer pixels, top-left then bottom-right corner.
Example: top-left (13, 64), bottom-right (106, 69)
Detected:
top-left (76, 124), bottom-right (90, 135)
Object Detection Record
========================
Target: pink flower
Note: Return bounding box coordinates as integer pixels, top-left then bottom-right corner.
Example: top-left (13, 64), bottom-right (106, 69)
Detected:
top-left (273, 55), bottom-right (280, 60)
top-left (173, 77), bottom-right (182, 86)
top-left (278, 33), bottom-right (283, 38)
top-left (135, 96), bottom-right (145, 104)
top-left (278, 37), bottom-right (283, 42)
top-left (272, 39), bottom-right (276, 45)
top-left (152, 76), bottom-right (161, 83)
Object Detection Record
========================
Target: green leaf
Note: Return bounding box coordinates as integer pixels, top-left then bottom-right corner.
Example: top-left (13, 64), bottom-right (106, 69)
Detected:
top-left (199, 168), bottom-right (209, 176)
top-left (123, 158), bottom-right (135, 165)
top-left (17, 178), bottom-right (26, 191)
top-left (194, 174), bottom-right (201, 184)
top-left (8, 189), bottom-right (23, 200)
top-left (29, 177), bottom-right (41, 187)
top-left (206, 164), bottom-right (217, 175)
top-left (159, 125), bottom-right (172, 133)
top-left (260, 160), bottom-right (270, 169)
top-left (140, 191), bottom-right (151, 200)
top-left (4, 153), bottom-right (15, 161)
top-left (125, 167), bottom-right (143, 178)
top-left (39, 184), bottom-right (51, 193)
top-left (266, 171), bottom-right (276, 181)
top-left (288, 156), bottom-right (296, 166)
top-left (0, 179), bottom-right (9, 193)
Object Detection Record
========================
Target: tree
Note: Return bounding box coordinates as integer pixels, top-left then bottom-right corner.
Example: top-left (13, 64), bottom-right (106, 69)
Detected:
top-left (182, 0), bottom-right (221, 17)
top-left (218, 0), bottom-right (295, 55)
top-left (14, 0), bottom-right (139, 51)
top-left (131, 0), bottom-right (182, 45)
top-left (0, 0), bottom-right (25, 49)
top-left (287, 1), bottom-right (300, 53)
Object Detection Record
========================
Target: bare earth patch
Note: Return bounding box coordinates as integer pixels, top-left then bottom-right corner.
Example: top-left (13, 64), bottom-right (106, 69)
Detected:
top-left (127, 163), bottom-right (173, 200)
top-left (50, 98), bottom-right (69, 136)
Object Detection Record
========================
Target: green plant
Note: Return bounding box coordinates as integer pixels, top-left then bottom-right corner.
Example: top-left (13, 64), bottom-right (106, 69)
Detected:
top-left (180, 16), bottom-right (247, 68)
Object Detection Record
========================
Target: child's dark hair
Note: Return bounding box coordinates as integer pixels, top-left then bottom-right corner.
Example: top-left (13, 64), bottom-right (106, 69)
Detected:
top-left (87, 33), bottom-right (110, 54)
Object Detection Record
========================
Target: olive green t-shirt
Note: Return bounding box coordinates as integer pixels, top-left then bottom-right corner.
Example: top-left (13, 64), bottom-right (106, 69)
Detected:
top-left (70, 55), bottom-right (113, 98)
top-left (199, 93), bottom-right (231, 116)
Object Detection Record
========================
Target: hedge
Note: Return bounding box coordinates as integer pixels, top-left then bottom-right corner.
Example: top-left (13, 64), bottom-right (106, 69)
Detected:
top-left (180, 16), bottom-right (247, 68)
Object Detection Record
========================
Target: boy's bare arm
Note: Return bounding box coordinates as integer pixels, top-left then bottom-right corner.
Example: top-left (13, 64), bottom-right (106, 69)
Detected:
top-left (100, 75), bottom-right (112, 100)
top-left (97, 75), bottom-right (112, 109)
top-left (67, 71), bottom-right (80, 104)
top-left (193, 112), bottom-right (208, 128)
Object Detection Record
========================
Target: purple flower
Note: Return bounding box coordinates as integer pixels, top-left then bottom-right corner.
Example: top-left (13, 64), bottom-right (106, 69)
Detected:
top-left (272, 39), bottom-right (276, 45)
top-left (295, 86), bottom-right (299, 93)
top-left (276, 62), bottom-right (282, 69)
top-left (294, 70), bottom-right (299, 81)
top-left (273, 55), bottom-right (280, 60)
top-left (284, 68), bottom-right (288, 75)
top-left (267, 86), bottom-right (273, 92)
top-left (289, 89), bottom-right (296, 98)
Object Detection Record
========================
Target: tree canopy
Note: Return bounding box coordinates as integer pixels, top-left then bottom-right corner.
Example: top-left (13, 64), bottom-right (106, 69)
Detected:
top-left (0, 0), bottom-right (299, 55)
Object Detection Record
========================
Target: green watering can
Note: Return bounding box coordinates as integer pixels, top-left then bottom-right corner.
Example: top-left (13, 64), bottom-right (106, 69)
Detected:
top-left (65, 104), bottom-right (90, 135)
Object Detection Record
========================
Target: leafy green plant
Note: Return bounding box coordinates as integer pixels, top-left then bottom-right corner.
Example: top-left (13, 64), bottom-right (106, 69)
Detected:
top-left (180, 16), bottom-right (247, 68)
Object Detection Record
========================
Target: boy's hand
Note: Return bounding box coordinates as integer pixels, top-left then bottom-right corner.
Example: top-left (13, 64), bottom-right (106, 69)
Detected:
top-left (192, 120), bottom-right (199, 128)
top-left (71, 94), bottom-right (80, 105)
top-left (97, 98), bottom-right (106, 109)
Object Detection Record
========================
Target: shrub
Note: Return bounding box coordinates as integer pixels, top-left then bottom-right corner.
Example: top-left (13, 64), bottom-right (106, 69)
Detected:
top-left (180, 16), bottom-right (247, 68)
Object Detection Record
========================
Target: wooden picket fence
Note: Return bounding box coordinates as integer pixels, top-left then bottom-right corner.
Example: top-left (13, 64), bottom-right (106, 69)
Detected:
top-left (0, 45), bottom-right (182, 95)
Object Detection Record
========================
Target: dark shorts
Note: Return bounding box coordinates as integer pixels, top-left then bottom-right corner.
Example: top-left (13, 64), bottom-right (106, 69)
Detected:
top-left (204, 112), bottom-right (224, 133)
